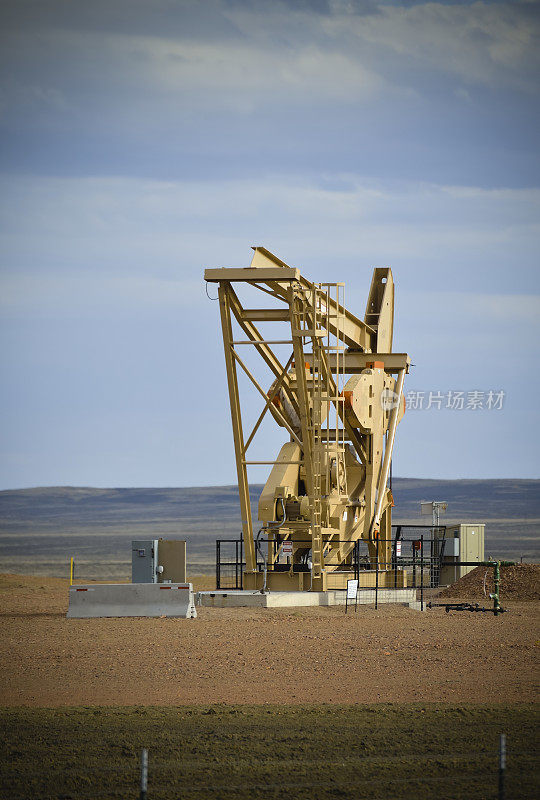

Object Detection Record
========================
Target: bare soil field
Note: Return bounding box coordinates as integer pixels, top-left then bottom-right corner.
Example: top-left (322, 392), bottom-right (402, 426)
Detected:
top-left (0, 573), bottom-right (538, 707)
top-left (0, 573), bottom-right (538, 799)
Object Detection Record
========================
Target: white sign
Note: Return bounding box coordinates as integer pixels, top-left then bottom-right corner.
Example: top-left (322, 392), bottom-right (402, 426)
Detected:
top-left (347, 579), bottom-right (358, 600)
top-left (396, 540), bottom-right (402, 557)
top-left (282, 541), bottom-right (293, 556)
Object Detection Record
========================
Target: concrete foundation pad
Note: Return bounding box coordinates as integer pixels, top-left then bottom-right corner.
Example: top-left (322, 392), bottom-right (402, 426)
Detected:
top-left (67, 583), bottom-right (197, 618)
top-left (197, 588), bottom-right (418, 608)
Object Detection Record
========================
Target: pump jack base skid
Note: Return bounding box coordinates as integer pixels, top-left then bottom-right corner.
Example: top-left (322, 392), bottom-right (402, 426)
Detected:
top-left (198, 588), bottom-right (418, 609)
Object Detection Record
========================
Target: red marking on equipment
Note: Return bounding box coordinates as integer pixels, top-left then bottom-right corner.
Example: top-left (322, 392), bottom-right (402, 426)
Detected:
top-left (270, 393), bottom-right (281, 409)
top-left (159, 586), bottom-right (172, 590)
top-left (342, 390), bottom-right (353, 408)
top-left (76, 588), bottom-right (88, 592)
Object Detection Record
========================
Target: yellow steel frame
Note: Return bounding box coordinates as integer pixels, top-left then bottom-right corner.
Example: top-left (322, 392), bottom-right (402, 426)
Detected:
top-left (206, 247), bottom-right (410, 590)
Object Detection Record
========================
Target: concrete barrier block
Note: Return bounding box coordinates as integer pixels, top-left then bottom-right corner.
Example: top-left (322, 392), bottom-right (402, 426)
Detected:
top-left (67, 583), bottom-right (197, 619)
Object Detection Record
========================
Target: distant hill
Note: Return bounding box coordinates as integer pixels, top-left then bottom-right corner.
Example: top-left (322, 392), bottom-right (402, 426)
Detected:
top-left (390, 478), bottom-right (540, 519)
top-left (0, 480), bottom-right (538, 578)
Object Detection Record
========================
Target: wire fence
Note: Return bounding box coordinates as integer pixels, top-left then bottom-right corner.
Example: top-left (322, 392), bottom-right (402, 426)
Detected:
top-left (3, 736), bottom-right (533, 800)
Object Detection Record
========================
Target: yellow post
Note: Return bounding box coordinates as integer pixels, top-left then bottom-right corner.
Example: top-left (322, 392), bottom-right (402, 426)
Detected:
top-left (69, 557), bottom-right (74, 586)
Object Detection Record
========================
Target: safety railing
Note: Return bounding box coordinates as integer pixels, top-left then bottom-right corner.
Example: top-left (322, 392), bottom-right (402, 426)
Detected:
top-left (216, 526), bottom-right (446, 592)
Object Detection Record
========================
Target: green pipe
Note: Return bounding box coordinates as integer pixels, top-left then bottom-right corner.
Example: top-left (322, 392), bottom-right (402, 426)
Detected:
top-left (457, 560), bottom-right (515, 615)
top-left (483, 560), bottom-right (514, 616)
top-left (493, 561), bottom-right (501, 616)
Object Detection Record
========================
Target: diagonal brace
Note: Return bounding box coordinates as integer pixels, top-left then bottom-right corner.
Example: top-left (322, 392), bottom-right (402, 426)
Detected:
top-left (227, 287), bottom-right (300, 418)
top-left (231, 348), bottom-right (302, 449)
top-left (243, 352), bottom-right (295, 454)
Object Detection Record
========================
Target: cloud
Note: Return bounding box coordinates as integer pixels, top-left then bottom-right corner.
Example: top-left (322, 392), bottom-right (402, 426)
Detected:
top-left (2, 1), bottom-right (538, 125)
top-left (0, 27), bottom-right (384, 123)
top-left (0, 271), bottom-right (202, 319)
top-left (0, 1), bottom-right (538, 487)
top-left (1, 173), bottom-right (538, 316)
top-left (227, 1), bottom-right (540, 92)
top-left (0, 1), bottom-right (537, 191)
top-left (361, 2), bottom-right (539, 89)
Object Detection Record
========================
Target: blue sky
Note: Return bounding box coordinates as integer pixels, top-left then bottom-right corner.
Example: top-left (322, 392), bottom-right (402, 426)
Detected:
top-left (0, 0), bottom-right (539, 489)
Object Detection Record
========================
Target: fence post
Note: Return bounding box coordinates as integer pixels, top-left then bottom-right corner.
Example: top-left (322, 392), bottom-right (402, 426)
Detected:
top-left (375, 536), bottom-right (379, 610)
top-left (240, 537), bottom-right (244, 590)
top-left (69, 557), bottom-right (75, 586)
top-left (140, 748), bottom-right (148, 800)
top-left (430, 535), bottom-right (434, 588)
top-left (499, 733), bottom-right (506, 800)
top-left (394, 526), bottom-right (400, 589)
top-left (216, 541), bottom-right (220, 589)
top-left (420, 535), bottom-right (424, 611)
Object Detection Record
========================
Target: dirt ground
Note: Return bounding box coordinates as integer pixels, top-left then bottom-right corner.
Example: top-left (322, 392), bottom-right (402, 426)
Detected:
top-left (0, 573), bottom-right (538, 707)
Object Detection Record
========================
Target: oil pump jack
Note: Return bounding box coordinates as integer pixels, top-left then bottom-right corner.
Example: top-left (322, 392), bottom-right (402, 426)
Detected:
top-left (205, 247), bottom-right (411, 591)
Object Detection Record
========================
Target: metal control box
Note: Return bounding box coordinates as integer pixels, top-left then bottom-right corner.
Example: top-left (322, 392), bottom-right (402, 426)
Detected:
top-left (132, 539), bottom-right (159, 583)
top-left (131, 538), bottom-right (187, 584)
top-left (436, 524), bottom-right (485, 586)
top-left (445, 537), bottom-right (460, 557)
top-left (158, 539), bottom-right (187, 584)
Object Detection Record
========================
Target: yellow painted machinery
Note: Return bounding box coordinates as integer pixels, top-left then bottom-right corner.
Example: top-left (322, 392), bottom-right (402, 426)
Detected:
top-left (205, 247), bottom-right (411, 591)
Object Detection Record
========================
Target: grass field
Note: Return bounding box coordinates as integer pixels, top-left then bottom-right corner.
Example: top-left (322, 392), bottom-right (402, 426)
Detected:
top-left (1, 705), bottom-right (538, 800)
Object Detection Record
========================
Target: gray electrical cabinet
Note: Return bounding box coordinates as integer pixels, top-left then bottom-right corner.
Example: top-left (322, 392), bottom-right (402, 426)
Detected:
top-left (132, 539), bottom-right (159, 583)
top-left (131, 538), bottom-right (187, 584)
